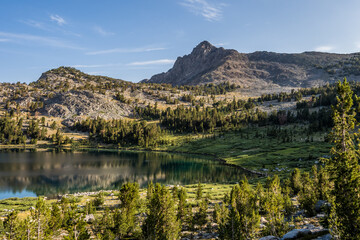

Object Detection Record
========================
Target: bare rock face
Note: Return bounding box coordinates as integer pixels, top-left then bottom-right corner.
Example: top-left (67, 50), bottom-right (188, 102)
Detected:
top-left (143, 41), bottom-right (360, 88)
top-left (24, 67), bottom-right (134, 121)
top-left (282, 229), bottom-right (312, 239)
top-left (144, 41), bottom-right (247, 86)
top-left (43, 91), bottom-right (132, 120)
top-left (259, 236), bottom-right (279, 240)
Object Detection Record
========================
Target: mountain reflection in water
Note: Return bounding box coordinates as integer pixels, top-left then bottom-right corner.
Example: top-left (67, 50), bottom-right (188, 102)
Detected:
top-left (0, 151), bottom-right (254, 198)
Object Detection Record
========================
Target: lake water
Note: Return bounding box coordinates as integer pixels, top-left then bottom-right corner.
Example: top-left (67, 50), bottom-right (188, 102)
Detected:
top-left (0, 150), bottom-right (253, 199)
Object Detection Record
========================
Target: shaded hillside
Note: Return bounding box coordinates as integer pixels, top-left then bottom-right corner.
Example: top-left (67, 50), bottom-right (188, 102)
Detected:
top-left (143, 41), bottom-right (360, 88)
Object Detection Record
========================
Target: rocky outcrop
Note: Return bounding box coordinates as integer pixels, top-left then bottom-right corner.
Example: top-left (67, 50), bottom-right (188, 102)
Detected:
top-left (314, 234), bottom-right (332, 240)
top-left (282, 229), bottom-right (312, 239)
top-left (314, 200), bottom-right (331, 213)
top-left (260, 236), bottom-right (279, 240)
top-left (42, 91), bottom-right (132, 120)
top-left (16, 67), bottom-right (135, 121)
top-left (143, 41), bottom-right (360, 88)
top-left (33, 66), bottom-right (128, 90)
top-left (145, 41), bottom-right (244, 86)
top-left (280, 227), bottom-right (330, 240)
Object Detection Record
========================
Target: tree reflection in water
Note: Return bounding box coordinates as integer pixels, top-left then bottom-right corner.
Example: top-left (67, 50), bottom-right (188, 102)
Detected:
top-left (0, 151), bottom-right (255, 198)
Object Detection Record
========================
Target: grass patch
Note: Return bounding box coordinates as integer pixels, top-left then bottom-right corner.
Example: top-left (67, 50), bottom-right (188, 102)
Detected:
top-left (162, 124), bottom-right (331, 177)
top-left (0, 197), bottom-right (38, 213)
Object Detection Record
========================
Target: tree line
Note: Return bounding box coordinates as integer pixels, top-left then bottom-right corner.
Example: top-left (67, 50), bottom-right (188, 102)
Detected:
top-left (73, 118), bottom-right (160, 148)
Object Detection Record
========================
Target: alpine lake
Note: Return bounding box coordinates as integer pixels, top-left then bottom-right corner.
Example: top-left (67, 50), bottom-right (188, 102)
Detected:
top-left (0, 150), bottom-right (255, 199)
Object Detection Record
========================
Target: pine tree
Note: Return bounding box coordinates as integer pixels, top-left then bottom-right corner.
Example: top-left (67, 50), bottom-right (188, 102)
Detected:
top-left (213, 202), bottom-right (228, 226)
top-left (142, 184), bottom-right (180, 240)
top-left (92, 192), bottom-right (105, 208)
top-left (262, 175), bottom-right (290, 237)
top-left (317, 165), bottom-right (330, 201)
top-left (289, 168), bottom-right (302, 195)
top-left (16, 216), bottom-right (35, 240)
top-left (176, 187), bottom-right (192, 227)
top-left (3, 210), bottom-right (18, 240)
top-left (254, 182), bottom-right (265, 214)
top-left (326, 78), bottom-right (360, 239)
top-left (298, 172), bottom-right (317, 216)
top-left (31, 197), bottom-right (49, 240)
top-left (45, 203), bottom-right (62, 236)
top-left (115, 182), bottom-right (140, 237)
top-left (61, 202), bottom-right (89, 240)
top-left (93, 207), bottom-right (114, 239)
top-left (0, 219), bottom-right (4, 238)
top-left (192, 198), bottom-right (208, 230)
top-left (196, 182), bottom-right (203, 200)
top-left (219, 177), bottom-right (260, 239)
top-left (146, 181), bottom-right (155, 206)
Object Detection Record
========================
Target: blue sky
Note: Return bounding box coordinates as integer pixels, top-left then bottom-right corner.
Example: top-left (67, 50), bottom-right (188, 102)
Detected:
top-left (1, 0), bottom-right (360, 83)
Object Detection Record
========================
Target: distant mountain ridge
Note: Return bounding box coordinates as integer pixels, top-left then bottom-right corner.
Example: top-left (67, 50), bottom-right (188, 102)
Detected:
top-left (3, 43), bottom-right (360, 122)
top-left (142, 41), bottom-right (360, 88)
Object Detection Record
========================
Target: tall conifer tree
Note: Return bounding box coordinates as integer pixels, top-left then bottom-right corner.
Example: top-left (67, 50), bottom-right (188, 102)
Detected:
top-left (142, 184), bottom-right (180, 240)
top-left (327, 78), bottom-right (360, 239)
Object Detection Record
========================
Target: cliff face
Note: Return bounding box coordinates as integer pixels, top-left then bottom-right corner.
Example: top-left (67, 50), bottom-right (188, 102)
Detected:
top-left (143, 41), bottom-right (360, 88)
top-left (146, 41), bottom-right (246, 85)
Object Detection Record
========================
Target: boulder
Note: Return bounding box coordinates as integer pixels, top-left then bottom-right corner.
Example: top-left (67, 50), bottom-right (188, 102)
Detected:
top-left (315, 200), bottom-right (330, 213)
top-left (259, 236), bottom-right (279, 240)
top-left (314, 234), bottom-right (332, 240)
top-left (316, 213), bottom-right (326, 218)
top-left (261, 216), bottom-right (268, 224)
top-left (282, 229), bottom-right (311, 239)
top-left (293, 209), bottom-right (305, 218)
top-left (84, 214), bottom-right (95, 223)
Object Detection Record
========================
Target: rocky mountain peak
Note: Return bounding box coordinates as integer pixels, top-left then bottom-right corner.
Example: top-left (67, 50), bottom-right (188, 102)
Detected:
top-left (30, 66), bottom-right (129, 93)
top-left (191, 41), bottom-right (216, 55)
top-left (143, 40), bottom-right (360, 87)
top-left (36, 67), bottom-right (83, 84)
top-left (141, 41), bottom-right (246, 86)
